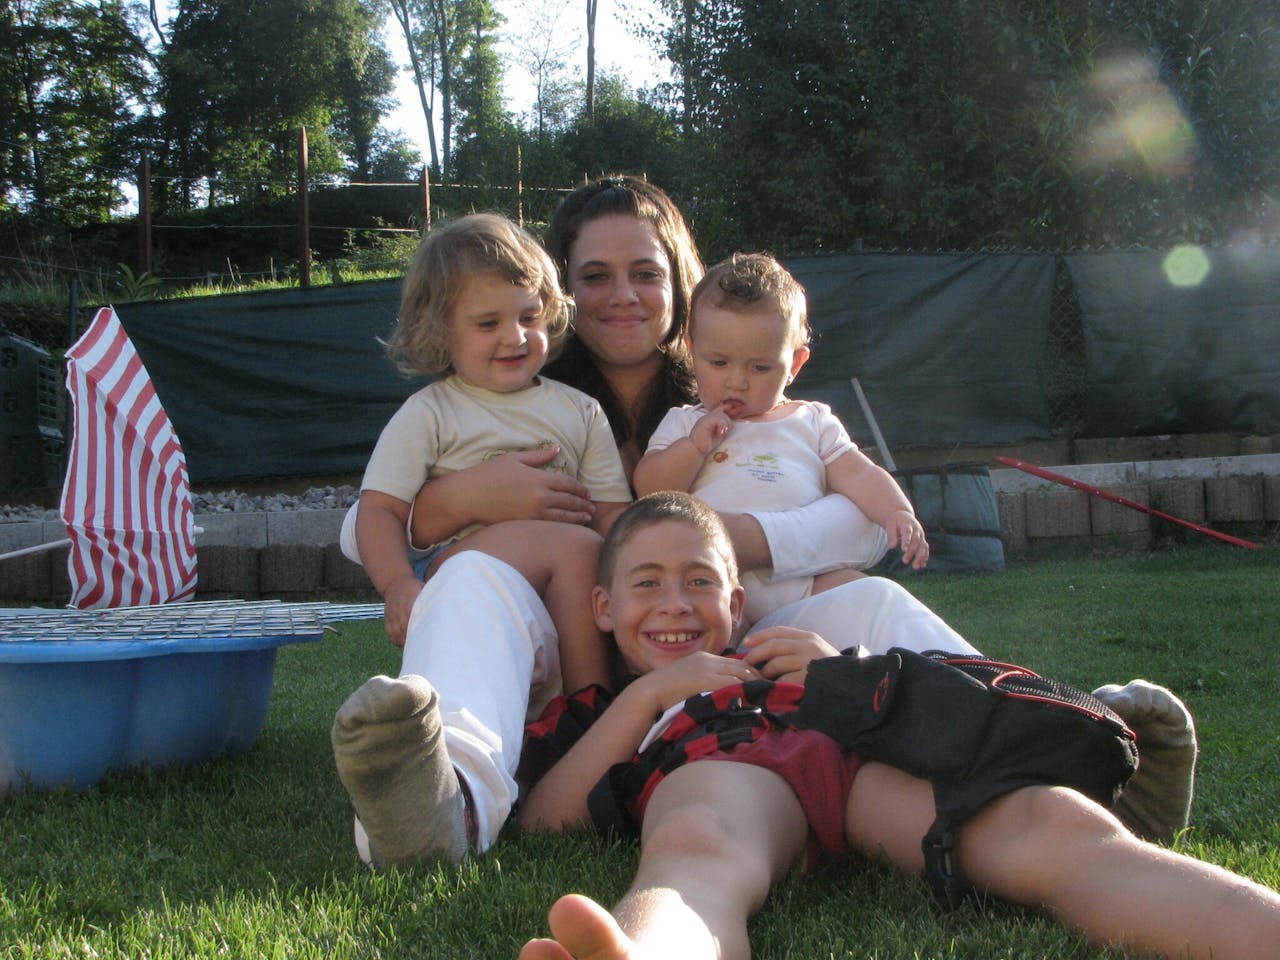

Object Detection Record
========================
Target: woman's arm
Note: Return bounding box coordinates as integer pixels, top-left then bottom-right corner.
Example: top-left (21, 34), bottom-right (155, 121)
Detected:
top-left (739, 494), bottom-right (890, 579)
top-left (408, 445), bottom-right (596, 547)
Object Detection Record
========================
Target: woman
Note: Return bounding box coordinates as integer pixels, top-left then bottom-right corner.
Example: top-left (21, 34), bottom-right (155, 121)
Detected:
top-left (330, 176), bottom-right (1193, 870)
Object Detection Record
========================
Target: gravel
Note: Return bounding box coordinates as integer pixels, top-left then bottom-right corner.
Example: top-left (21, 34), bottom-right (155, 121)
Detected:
top-left (0, 485), bottom-right (360, 524)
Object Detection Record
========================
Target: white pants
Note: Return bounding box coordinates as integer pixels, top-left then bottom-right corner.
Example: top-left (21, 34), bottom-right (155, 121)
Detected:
top-left (750, 576), bottom-right (980, 657)
top-left (397, 550), bottom-right (562, 852)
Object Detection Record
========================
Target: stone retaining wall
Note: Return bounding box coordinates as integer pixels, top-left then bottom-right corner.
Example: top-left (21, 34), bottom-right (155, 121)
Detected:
top-left (3, 455), bottom-right (1276, 604)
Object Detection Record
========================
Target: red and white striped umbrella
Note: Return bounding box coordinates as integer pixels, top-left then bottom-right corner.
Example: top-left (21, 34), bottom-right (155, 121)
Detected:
top-left (59, 306), bottom-right (198, 608)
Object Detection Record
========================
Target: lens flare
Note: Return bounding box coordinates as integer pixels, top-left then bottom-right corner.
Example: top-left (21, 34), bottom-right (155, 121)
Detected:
top-left (1079, 55), bottom-right (1197, 178)
top-left (1162, 245), bottom-right (1210, 287)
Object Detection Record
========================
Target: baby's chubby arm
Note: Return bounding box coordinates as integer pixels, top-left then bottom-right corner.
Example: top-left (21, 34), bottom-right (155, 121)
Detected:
top-left (518, 653), bottom-right (761, 831)
top-left (826, 448), bottom-right (929, 570)
top-left (634, 404), bottom-right (735, 496)
top-left (739, 626), bottom-right (841, 685)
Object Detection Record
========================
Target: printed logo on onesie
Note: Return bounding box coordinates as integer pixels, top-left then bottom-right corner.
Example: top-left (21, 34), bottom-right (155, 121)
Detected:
top-left (732, 451), bottom-right (784, 484)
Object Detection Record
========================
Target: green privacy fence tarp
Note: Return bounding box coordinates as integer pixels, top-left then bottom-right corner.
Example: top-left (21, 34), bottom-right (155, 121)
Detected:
top-left (118, 281), bottom-right (422, 482)
top-left (786, 253), bottom-right (1056, 449)
top-left (108, 249), bottom-right (1277, 484)
top-left (1067, 248), bottom-right (1280, 438)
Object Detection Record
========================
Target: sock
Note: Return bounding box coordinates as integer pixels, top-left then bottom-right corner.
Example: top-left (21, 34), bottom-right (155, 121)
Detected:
top-left (1093, 679), bottom-right (1198, 843)
top-left (330, 674), bottom-right (469, 868)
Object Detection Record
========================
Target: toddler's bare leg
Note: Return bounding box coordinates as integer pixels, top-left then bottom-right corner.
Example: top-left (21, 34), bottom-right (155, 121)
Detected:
top-left (810, 567), bottom-right (867, 594)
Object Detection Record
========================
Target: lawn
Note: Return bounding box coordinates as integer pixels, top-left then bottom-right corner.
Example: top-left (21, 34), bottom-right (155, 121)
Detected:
top-left (2, 544), bottom-right (1277, 959)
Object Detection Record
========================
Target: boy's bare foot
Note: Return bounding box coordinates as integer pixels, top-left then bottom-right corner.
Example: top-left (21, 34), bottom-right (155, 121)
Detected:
top-left (1094, 678), bottom-right (1198, 843)
top-left (519, 894), bottom-right (645, 960)
top-left (331, 674), bottom-right (470, 868)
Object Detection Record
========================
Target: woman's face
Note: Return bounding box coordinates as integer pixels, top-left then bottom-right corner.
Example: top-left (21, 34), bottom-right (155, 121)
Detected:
top-left (566, 215), bottom-right (675, 373)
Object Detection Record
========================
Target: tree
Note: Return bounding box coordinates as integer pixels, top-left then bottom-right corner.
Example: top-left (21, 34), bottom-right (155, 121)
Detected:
top-left (388, 0), bottom-right (441, 176)
top-left (584, 0), bottom-right (598, 122)
top-left (0, 1), bottom-right (153, 221)
top-left (656, 0), bottom-right (1280, 252)
top-left (332, 28), bottom-right (402, 180)
top-left (157, 0), bottom-right (382, 209)
top-left (507, 0), bottom-right (580, 140)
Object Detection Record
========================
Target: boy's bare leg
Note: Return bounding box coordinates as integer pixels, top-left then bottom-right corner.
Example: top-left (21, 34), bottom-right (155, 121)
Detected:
top-left (844, 762), bottom-right (1280, 960)
top-left (1092, 678), bottom-right (1198, 842)
top-left (520, 762), bottom-right (809, 960)
top-left (434, 521), bottom-right (610, 692)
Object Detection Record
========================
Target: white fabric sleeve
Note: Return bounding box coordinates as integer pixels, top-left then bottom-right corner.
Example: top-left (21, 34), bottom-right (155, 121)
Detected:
top-left (748, 576), bottom-right (980, 657)
top-left (579, 401), bottom-right (634, 503)
top-left (813, 402), bottom-right (857, 464)
top-left (399, 551), bottom-right (560, 852)
top-left (644, 404), bottom-right (699, 453)
top-left (747, 492), bottom-right (889, 579)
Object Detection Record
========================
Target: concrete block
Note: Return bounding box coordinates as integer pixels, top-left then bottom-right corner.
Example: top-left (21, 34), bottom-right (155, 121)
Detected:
top-left (1205, 475), bottom-right (1265, 523)
top-left (0, 520), bottom-right (44, 555)
top-left (996, 491), bottom-right (1027, 559)
top-left (259, 544), bottom-right (325, 595)
top-left (195, 512), bottom-right (268, 547)
top-left (1024, 487), bottom-right (1091, 538)
top-left (1264, 475), bottom-right (1280, 523)
top-left (0, 549), bottom-right (55, 602)
top-left (197, 545), bottom-right (260, 597)
top-left (1089, 483), bottom-right (1151, 535)
top-left (324, 543), bottom-right (373, 592)
top-left (267, 509), bottom-right (345, 546)
top-left (1239, 435), bottom-right (1275, 456)
top-left (1149, 477), bottom-right (1206, 524)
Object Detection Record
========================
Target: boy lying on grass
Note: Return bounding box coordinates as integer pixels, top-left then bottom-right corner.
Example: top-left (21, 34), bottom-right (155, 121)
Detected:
top-left (514, 491), bottom-right (1280, 960)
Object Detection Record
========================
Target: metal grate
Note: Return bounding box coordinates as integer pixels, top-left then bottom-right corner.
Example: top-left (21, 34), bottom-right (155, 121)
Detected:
top-left (0, 599), bottom-right (383, 644)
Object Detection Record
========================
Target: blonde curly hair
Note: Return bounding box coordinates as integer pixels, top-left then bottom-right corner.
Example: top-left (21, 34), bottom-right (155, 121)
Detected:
top-left (385, 213), bottom-right (573, 377)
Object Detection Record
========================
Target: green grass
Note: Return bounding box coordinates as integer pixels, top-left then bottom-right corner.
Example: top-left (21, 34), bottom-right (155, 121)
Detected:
top-left (2, 545), bottom-right (1278, 958)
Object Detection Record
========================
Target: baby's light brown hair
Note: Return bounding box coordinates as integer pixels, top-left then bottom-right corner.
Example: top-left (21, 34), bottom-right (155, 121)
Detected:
top-left (385, 212), bottom-right (572, 377)
top-left (688, 252), bottom-right (812, 349)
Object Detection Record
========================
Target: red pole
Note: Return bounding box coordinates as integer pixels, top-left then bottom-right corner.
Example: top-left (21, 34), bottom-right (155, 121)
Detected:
top-left (994, 457), bottom-right (1261, 550)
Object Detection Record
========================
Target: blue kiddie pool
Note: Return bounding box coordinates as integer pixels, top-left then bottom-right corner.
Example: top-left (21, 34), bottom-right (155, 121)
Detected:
top-left (0, 600), bottom-right (381, 793)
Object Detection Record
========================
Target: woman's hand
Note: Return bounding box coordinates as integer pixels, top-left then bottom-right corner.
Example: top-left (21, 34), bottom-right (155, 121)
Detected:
top-left (635, 651), bottom-right (761, 711)
top-left (738, 627), bottom-right (840, 684)
top-left (412, 445), bottom-right (595, 546)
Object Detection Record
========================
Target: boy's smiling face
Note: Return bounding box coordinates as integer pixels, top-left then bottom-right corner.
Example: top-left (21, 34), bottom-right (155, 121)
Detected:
top-left (593, 519), bottom-right (745, 676)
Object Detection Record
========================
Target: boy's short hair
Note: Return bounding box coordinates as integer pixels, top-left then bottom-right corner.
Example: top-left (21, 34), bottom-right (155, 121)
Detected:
top-left (598, 492), bottom-right (739, 587)
top-left (386, 212), bottom-right (573, 377)
top-left (689, 252), bottom-right (812, 348)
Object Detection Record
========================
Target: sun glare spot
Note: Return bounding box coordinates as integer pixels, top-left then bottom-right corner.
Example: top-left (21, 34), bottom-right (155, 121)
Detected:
top-left (1078, 55), bottom-right (1198, 178)
top-left (1163, 245), bottom-right (1211, 287)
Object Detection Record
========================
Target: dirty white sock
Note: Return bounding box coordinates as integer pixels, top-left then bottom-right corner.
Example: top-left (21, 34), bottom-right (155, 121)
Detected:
top-left (1093, 679), bottom-right (1198, 843)
top-left (331, 674), bottom-right (469, 868)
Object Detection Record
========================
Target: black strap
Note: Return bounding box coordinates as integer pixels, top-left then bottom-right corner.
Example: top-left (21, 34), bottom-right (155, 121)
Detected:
top-left (922, 814), bottom-right (968, 910)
